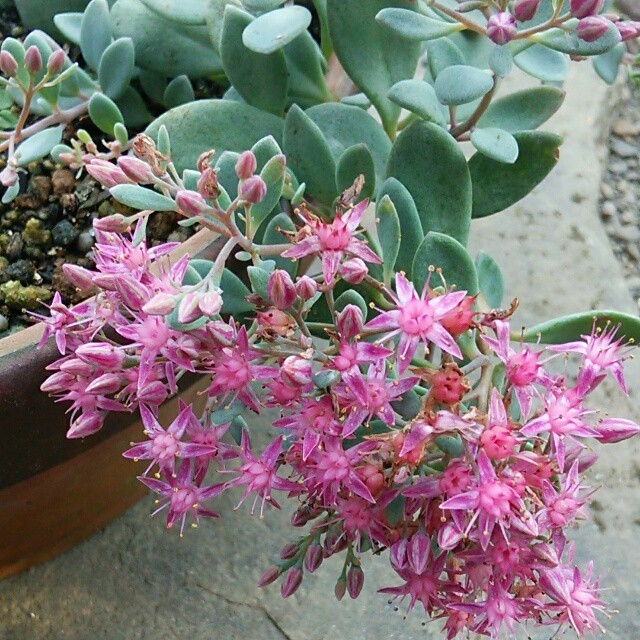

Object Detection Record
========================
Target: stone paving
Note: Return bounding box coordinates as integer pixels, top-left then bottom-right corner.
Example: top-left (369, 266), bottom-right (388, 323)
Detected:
top-left (1, 63), bottom-right (640, 640)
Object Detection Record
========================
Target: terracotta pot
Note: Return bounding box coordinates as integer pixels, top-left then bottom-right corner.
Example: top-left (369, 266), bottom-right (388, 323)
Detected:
top-left (0, 228), bottom-right (218, 579)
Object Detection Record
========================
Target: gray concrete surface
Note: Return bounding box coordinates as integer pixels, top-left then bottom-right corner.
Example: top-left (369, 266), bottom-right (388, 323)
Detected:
top-left (1, 63), bottom-right (640, 640)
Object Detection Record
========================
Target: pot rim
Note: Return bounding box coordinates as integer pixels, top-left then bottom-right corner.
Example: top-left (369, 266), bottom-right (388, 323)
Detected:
top-left (0, 227), bottom-right (217, 360)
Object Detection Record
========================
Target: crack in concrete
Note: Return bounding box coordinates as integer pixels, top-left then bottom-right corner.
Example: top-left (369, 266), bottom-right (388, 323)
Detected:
top-left (194, 582), bottom-right (294, 640)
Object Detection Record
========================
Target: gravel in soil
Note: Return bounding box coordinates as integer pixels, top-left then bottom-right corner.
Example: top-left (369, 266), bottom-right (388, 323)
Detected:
top-left (599, 81), bottom-right (640, 308)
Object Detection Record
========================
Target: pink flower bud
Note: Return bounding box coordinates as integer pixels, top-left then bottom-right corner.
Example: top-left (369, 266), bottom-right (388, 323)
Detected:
top-left (280, 543), bottom-right (299, 560)
top-left (175, 189), bottom-right (208, 216)
top-left (197, 166), bottom-right (220, 200)
top-left (0, 166), bottom-right (18, 187)
top-left (117, 156), bottom-right (155, 183)
top-left (576, 15), bottom-right (610, 41)
top-left (334, 577), bottom-right (346, 601)
top-left (570, 0), bottom-right (603, 19)
top-left (240, 175), bottom-right (267, 204)
top-left (0, 50), bottom-right (18, 77)
top-left (62, 264), bottom-right (97, 293)
top-left (76, 342), bottom-right (124, 369)
top-left (91, 274), bottom-right (118, 291)
top-left (437, 521), bottom-right (465, 550)
top-left (294, 275), bottom-right (317, 300)
top-left (86, 161), bottom-right (132, 188)
top-left (93, 213), bottom-right (130, 233)
top-left (389, 540), bottom-right (408, 571)
top-left (440, 295), bottom-right (475, 336)
top-left (40, 371), bottom-right (74, 394)
top-left (116, 276), bottom-right (151, 311)
top-left (291, 506), bottom-right (312, 527)
top-left (199, 290), bottom-right (223, 317)
top-left (136, 380), bottom-right (168, 406)
top-left (268, 269), bottom-right (297, 309)
top-left (282, 355), bottom-right (313, 387)
top-left (258, 565), bottom-right (281, 587)
top-left (617, 20), bottom-right (639, 41)
top-left (85, 373), bottom-right (122, 395)
top-left (513, 0), bottom-right (541, 21)
top-left (59, 357), bottom-right (94, 376)
top-left (24, 45), bottom-right (43, 75)
top-left (593, 418), bottom-right (640, 444)
top-left (235, 150), bottom-right (257, 180)
top-left (341, 257), bottom-right (368, 284)
top-left (336, 304), bottom-right (364, 340)
top-left (177, 293), bottom-right (202, 324)
top-left (304, 545), bottom-right (323, 573)
top-left (487, 12), bottom-right (517, 44)
top-left (47, 49), bottom-right (66, 75)
top-left (346, 565), bottom-right (364, 599)
top-left (142, 292), bottom-right (177, 316)
top-left (280, 567), bottom-right (303, 598)
top-left (67, 411), bottom-right (103, 438)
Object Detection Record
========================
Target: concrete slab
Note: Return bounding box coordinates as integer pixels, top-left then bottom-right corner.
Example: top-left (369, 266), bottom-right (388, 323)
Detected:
top-left (1, 62), bottom-right (639, 640)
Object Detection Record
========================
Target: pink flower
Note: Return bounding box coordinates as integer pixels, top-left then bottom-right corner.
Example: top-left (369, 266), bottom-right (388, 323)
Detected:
top-left (538, 462), bottom-right (588, 530)
top-left (281, 200), bottom-right (380, 285)
top-left (365, 274), bottom-right (465, 373)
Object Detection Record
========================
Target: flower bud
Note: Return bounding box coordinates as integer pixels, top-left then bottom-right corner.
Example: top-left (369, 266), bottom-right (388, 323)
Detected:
top-left (93, 214), bottom-right (130, 233)
top-left (136, 380), bottom-right (168, 406)
top-left (487, 12), bottom-right (517, 44)
top-left (280, 567), bottom-right (303, 598)
top-left (175, 189), bottom-right (208, 216)
top-left (268, 269), bottom-right (297, 309)
top-left (334, 576), bottom-right (346, 601)
top-left (0, 165), bottom-right (18, 187)
top-left (67, 411), bottom-right (103, 439)
top-left (341, 257), bottom-right (368, 284)
top-left (142, 292), bottom-right (177, 316)
top-left (117, 156), bottom-right (155, 183)
top-left (76, 342), bottom-right (125, 370)
top-left (86, 160), bottom-right (132, 188)
top-left (40, 371), bottom-right (74, 394)
top-left (576, 15), bottom-right (610, 41)
top-left (47, 49), bottom-right (66, 75)
top-left (570, 0), bottom-right (603, 19)
top-left (235, 150), bottom-right (257, 180)
top-left (295, 275), bottom-right (317, 300)
top-left (437, 522), bottom-right (465, 551)
top-left (197, 166), bottom-right (220, 200)
top-left (115, 276), bottom-right (151, 311)
top-left (199, 290), bottom-right (223, 317)
top-left (257, 565), bottom-right (281, 587)
top-left (389, 540), bottom-right (408, 571)
top-left (62, 264), bottom-right (97, 293)
top-left (240, 175), bottom-right (267, 204)
top-left (280, 543), bottom-right (299, 560)
top-left (282, 355), bottom-right (313, 387)
top-left (431, 366), bottom-right (468, 404)
top-left (617, 20), bottom-right (639, 41)
top-left (24, 45), bottom-right (43, 75)
top-left (346, 566), bottom-right (364, 599)
top-left (85, 372), bottom-right (123, 395)
top-left (593, 418), bottom-right (640, 444)
top-left (177, 292), bottom-right (203, 325)
top-left (336, 304), bottom-right (364, 340)
top-left (0, 50), bottom-right (18, 77)
top-left (304, 545), bottom-right (323, 573)
top-left (440, 295), bottom-right (475, 336)
top-left (514, 0), bottom-right (541, 21)
top-left (59, 357), bottom-right (94, 376)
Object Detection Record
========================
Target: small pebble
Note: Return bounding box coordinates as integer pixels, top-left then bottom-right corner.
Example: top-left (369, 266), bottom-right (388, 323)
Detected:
top-left (600, 201), bottom-right (616, 218)
top-left (52, 220), bottom-right (79, 247)
top-left (76, 230), bottom-right (95, 253)
top-left (600, 183), bottom-right (615, 200)
top-left (612, 138), bottom-right (638, 158)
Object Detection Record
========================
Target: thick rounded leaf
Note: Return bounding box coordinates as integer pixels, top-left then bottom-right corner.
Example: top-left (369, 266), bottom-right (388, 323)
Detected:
top-left (387, 79), bottom-right (446, 126)
top-left (14, 125), bottom-right (63, 166)
top-left (475, 251), bottom-right (504, 308)
top-left (469, 131), bottom-right (562, 219)
top-left (426, 38), bottom-right (465, 79)
top-left (327, 0), bottom-right (421, 135)
top-left (521, 311), bottom-right (640, 345)
top-left (116, 86), bottom-right (153, 127)
top-left (245, 0), bottom-right (286, 8)
top-left (306, 103), bottom-right (392, 188)
top-left (376, 8), bottom-right (464, 41)
top-left (242, 6), bottom-right (312, 54)
top-left (593, 43), bottom-right (625, 86)
top-left (98, 37), bottom-right (135, 99)
top-left (221, 6), bottom-right (288, 116)
top-left (220, 268), bottom-right (254, 315)
top-left (412, 231), bottom-right (478, 294)
top-left (250, 154), bottom-right (287, 232)
top-left (163, 75), bottom-right (195, 108)
top-left (377, 177), bottom-right (422, 275)
top-left (514, 44), bottom-right (568, 82)
top-left (386, 121), bottom-right (472, 244)
top-left (252, 135), bottom-right (282, 168)
top-left (139, 0), bottom-right (207, 25)
top-left (470, 128), bottom-right (519, 164)
top-left (80, 0), bottom-right (113, 70)
top-left (434, 65), bottom-right (493, 106)
top-left (283, 104), bottom-right (337, 204)
top-left (264, 212), bottom-right (297, 276)
top-left (205, 0), bottom-right (243, 52)
top-left (88, 92), bottom-right (124, 135)
top-left (53, 12), bottom-right (83, 45)
top-left (336, 144), bottom-right (376, 201)
top-left (112, 0), bottom-right (223, 78)
top-left (533, 20), bottom-right (621, 57)
top-left (110, 184), bottom-right (178, 211)
top-left (214, 150), bottom-right (240, 197)
top-left (146, 100), bottom-right (284, 173)
top-left (488, 45), bottom-right (513, 78)
top-left (376, 195), bottom-right (400, 283)
top-left (334, 289), bottom-right (368, 319)
top-left (477, 86), bottom-right (564, 133)
top-left (283, 31), bottom-right (331, 107)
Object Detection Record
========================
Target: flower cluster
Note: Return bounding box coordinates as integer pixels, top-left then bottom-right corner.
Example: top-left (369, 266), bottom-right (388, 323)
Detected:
top-left (37, 139), bottom-right (640, 638)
